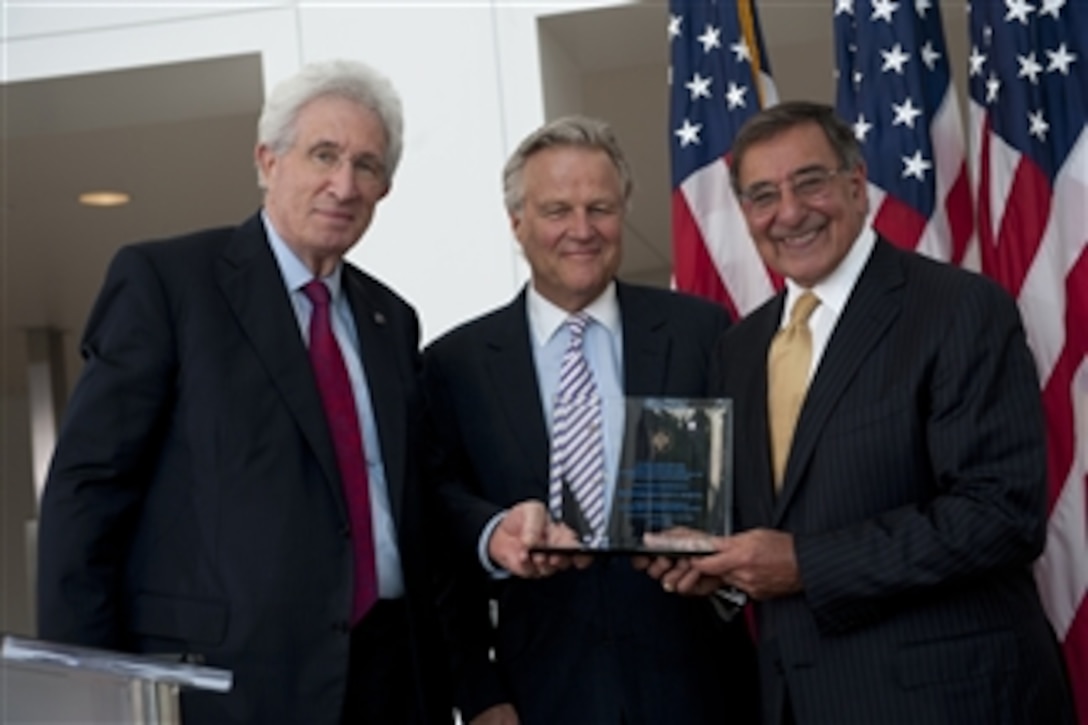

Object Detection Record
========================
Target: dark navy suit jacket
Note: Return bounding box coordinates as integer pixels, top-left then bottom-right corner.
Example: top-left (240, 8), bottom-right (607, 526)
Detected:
top-left (37, 212), bottom-right (453, 724)
top-left (424, 281), bottom-right (760, 725)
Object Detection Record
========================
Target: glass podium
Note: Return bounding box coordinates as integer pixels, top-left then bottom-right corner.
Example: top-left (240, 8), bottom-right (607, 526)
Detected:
top-left (1, 634), bottom-right (231, 724)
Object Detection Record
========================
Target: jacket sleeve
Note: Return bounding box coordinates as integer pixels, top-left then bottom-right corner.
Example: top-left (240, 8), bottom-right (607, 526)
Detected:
top-left (37, 245), bottom-right (177, 647)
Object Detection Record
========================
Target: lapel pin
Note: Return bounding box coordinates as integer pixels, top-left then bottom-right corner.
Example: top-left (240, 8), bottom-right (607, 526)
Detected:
top-left (373, 311), bottom-right (386, 326)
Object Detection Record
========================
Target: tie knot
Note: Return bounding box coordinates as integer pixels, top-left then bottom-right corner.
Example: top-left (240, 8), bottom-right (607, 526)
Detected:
top-left (566, 313), bottom-right (591, 346)
top-left (303, 279), bottom-right (331, 308)
top-left (788, 291), bottom-right (820, 330)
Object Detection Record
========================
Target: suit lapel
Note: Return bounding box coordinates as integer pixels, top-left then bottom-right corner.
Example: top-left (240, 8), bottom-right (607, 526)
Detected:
top-left (617, 282), bottom-right (670, 394)
top-left (343, 269), bottom-right (407, 526)
top-left (741, 300), bottom-right (785, 524)
top-left (214, 214), bottom-right (346, 518)
top-left (773, 240), bottom-right (904, 521)
top-left (484, 292), bottom-right (551, 493)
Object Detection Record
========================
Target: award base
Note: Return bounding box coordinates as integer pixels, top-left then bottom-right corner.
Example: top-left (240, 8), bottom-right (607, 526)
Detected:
top-left (529, 530), bottom-right (717, 557)
top-left (527, 545), bottom-right (716, 557)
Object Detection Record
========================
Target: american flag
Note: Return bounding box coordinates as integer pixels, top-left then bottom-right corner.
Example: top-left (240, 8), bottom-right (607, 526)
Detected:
top-left (669, 0), bottom-right (779, 320)
top-left (833, 0), bottom-right (973, 264)
top-left (969, 2), bottom-right (1088, 721)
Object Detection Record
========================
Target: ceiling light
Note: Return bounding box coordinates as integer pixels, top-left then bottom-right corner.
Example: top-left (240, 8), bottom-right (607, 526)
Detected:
top-left (79, 191), bottom-right (131, 207)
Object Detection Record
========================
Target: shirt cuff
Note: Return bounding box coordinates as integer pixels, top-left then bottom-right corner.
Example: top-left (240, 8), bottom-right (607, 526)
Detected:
top-left (477, 511), bottom-right (511, 580)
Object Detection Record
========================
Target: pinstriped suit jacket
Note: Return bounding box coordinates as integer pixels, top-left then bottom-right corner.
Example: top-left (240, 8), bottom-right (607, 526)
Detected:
top-left (713, 239), bottom-right (1074, 724)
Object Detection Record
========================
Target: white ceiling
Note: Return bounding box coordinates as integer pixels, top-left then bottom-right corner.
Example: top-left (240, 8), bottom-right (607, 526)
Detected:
top-left (3, 55), bottom-right (265, 394)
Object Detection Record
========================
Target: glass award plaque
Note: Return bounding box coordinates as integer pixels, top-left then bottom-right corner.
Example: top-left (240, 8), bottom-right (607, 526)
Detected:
top-left (534, 397), bottom-right (732, 556)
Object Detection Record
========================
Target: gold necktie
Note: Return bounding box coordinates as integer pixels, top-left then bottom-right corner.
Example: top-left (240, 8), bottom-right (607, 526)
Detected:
top-left (768, 291), bottom-right (820, 492)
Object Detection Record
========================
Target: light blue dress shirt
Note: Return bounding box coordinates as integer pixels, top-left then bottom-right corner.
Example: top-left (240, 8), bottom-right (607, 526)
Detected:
top-left (527, 281), bottom-right (625, 515)
top-left (478, 281), bottom-right (626, 572)
top-left (262, 212), bottom-right (404, 598)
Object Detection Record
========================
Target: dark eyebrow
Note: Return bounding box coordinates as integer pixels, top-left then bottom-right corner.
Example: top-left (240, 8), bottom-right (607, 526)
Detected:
top-left (791, 164), bottom-right (832, 177)
top-left (744, 163), bottom-right (835, 190)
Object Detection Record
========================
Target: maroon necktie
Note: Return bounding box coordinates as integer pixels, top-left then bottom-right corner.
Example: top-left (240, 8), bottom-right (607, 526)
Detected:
top-left (303, 279), bottom-right (378, 624)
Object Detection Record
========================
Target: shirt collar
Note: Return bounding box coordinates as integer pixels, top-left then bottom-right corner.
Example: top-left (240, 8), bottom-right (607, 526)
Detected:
top-left (261, 210), bottom-right (344, 298)
top-left (527, 281), bottom-right (621, 347)
top-left (783, 225), bottom-right (876, 322)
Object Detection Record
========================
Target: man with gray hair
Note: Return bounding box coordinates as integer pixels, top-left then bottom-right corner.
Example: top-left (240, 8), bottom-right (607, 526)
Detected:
top-left (423, 116), bottom-right (759, 724)
top-left (37, 59), bottom-right (455, 724)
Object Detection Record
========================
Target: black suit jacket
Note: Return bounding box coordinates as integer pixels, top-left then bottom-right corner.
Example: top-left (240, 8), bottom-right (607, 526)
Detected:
top-left (37, 213), bottom-right (453, 724)
top-left (424, 282), bottom-right (759, 725)
top-left (713, 239), bottom-right (1074, 724)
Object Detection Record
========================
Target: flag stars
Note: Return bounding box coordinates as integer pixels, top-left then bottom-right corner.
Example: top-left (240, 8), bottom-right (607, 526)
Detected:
top-left (881, 43), bottom-right (911, 74)
top-left (1005, 0), bottom-right (1034, 25)
top-left (1047, 43), bottom-right (1076, 75)
top-left (730, 38), bottom-right (752, 63)
top-left (1018, 51), bottom-right (1044, 84)
top-left (1028, 109), bottom-right (1049, 141)
top-left (892, 97), bottom-right (923, 128)
top-left (853, 114), bottom-right (874, 143)
top-left (726, 82), bottom-right (749, 110)
top-left (675, 119), bottom-right (702, 148)
top-left (686, 72), bottom-right (713, 101)
top-left (921, 41), bottom-right (941, 70)
top-left (914, 0), bottom-right (932, 17)
top-left (697, 24), bottom-right (722, 53)
top-left (668, 14), bottom-right (682, 40)
top-left (1039, 0), bottom-right (1066, 19)
top-left (969, 45), bottom-right (987, 76)
top-left (901, 150), bottom-right (932, 181)
top-left (835, 0), bottom-right (854, 15)
top-left (871, 0), bottom-right (900, 23)
top-left (986, 72), bottom-right (1001, 103)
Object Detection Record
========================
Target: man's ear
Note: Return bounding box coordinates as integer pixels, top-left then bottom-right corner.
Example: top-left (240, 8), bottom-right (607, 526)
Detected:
top-left (255, 143), bottom-right (276, 188)
top-left (509, 210), bottom-right (524, 242)
top-left (850, 161), bottom-right (868, 199)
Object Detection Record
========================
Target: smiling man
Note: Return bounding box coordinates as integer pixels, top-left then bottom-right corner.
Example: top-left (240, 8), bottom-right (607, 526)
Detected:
top-left (646, 101), bottom-right (1075, 724)
top-left (423, 116), bottom-right (758, 725)
top-left (37, 60), bottom-right (455, 724)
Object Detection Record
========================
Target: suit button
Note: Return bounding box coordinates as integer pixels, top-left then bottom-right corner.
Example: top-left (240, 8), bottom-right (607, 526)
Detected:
top-left (333, 620), bottom-right (350, 633)
top-left (340, 524), bottom-right (351, 538)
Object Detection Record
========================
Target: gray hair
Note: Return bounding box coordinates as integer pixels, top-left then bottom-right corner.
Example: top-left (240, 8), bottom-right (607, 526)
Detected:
top-left (729, 100), bottom-right (864, 195)
top-left (257, 59), bottom-right (404, 184)
top-left (502, 115), bottom-right (634, 214)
